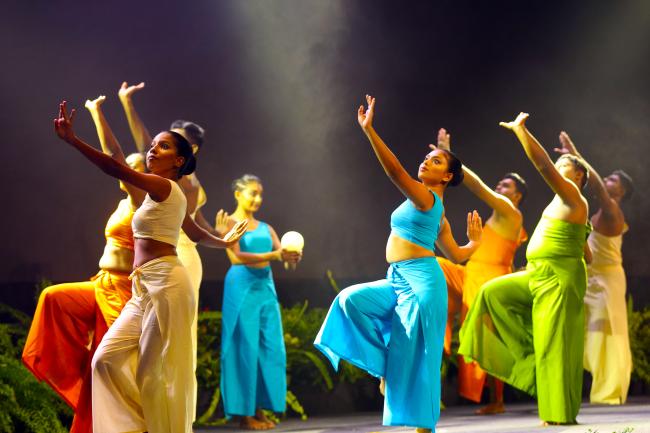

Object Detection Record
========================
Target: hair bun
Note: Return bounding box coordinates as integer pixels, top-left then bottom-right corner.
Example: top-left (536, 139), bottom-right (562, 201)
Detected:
top-left (181, 155), bottom-right (197, 176)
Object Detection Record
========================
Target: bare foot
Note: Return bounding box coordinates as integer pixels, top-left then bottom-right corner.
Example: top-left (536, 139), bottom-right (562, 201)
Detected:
top-left (240, 416), bottom-right (272, 430)
top-left (84, 95), bottom-right (106, 111)
top-left (475, 402), bottom-right (505, 415)
top-left (541, 420), bottom-right (577, 426)
top-left (379, 378), bottom-right (386, 396)
top-left (254, 409), bottom-right (276, 428)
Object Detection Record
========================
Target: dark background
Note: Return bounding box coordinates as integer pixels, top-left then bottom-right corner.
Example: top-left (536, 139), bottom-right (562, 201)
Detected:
top-left (1, 0), bottom-right (648, 311)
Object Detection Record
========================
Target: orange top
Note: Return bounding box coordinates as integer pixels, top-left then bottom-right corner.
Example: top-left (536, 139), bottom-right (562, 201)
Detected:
top-left (105, 199), bottom-right (135, 250)
top-left (468, 224), bottom-right (527, 268)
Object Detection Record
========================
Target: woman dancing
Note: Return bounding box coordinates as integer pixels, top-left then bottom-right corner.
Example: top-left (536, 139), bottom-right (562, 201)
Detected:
top-left (555, 131), bottom-right (634, 404)
top-left (459, 113), bottom-right (591, 425)
top-left (315, 95), bottom-right (482, 433)
top-left (53, 100), bottom-right (248, 433)
top-left (22, 95), bottom-right (144, 433)
top-left (435, 128), bottom-right (528, 414)
top-left (218, 174), bottom-right (301, 430)
top-left (118, 83), bottom-right (219, 399)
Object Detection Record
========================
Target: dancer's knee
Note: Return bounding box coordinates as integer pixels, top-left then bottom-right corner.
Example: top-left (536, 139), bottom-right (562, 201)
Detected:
top-left (337, 285), bottom-right (364, 313)
top-left (91, 344), bottom-right (115, 377)
top-left (39, 285), bottom-right (67, 307)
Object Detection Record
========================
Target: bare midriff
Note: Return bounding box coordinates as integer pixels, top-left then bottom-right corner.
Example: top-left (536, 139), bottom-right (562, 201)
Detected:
top-left (98, 244), bottom-right (134, 273)
top-left (133, 238), bottom-right (177, 268)
top-left (386, 232), bottom-right (436, 263)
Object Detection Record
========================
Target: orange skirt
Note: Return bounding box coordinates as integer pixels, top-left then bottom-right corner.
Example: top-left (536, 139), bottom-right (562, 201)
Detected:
top-left (22, 270), bottom-right (132, 433)
top-left (438, 257), bottom-right (507, 403)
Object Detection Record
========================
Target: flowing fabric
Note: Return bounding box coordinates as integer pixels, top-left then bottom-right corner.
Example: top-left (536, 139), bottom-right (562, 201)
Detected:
top-left (220, 264), bottom-right (286, 416)
top-left (584, 229), bottom-right (631, 404)
top-left (459, 216), bottom-right (590, 423)
top-left (315, 258), bottom-right (447, 430)
top-left (92, 256), bottom-right (196, 433)
top-left (438, 225), bottom-right (526, 402)
top-left (177, 183), bottom-right (206, 420)
top-left (22, 199), bottom-right (134, 433)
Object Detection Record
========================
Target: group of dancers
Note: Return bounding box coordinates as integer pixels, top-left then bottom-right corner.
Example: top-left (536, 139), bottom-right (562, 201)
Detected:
top-left (23, 82), bottom-right (298, 433)
top-left (315, 98), bottom-right (633, 432)
top-left (20, 87), bottom-right (633, 433)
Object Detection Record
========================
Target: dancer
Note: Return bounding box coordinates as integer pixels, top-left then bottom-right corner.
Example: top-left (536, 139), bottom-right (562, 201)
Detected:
top-left (459, 112), bottom-right (591, 425)
top-left (118, 81), bottom-right (219, 415)
top-left (555, 131), bottom-right (633, 404)
top-left (434, 128), bottom-right (527, 414)
top-left (218, 174), bottom-right (301, 430)
top-left (53, 101), bottom-right (248, 433)
top-left (315, 95), bottom-right (483, 433)
top-left (22, 95), bottom-right (144, 433)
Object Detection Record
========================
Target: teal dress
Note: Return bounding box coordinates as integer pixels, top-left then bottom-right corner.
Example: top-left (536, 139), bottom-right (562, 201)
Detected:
top-left (221, 222), bottom-right (286, 417)
top-left (315, 193), bottom-right (447, 430)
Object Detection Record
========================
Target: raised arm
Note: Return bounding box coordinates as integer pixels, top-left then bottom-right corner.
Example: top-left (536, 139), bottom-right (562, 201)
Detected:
top-left (435, 211), bottom-right (483, 263)
top-left (500, 113), bottom-right (583, 208)
top-left (85, 96), bottom-right (145, 204)
top-left (358, 95), bottom-right (433, 210)
top-left (555, 131), bottom-right (619, 217)
top-left (55, 101), bottom-right (170, 201)
top-left (118, 81), bottom-right (152, 153)
top-left (433, 128), bottom-right (521, 222)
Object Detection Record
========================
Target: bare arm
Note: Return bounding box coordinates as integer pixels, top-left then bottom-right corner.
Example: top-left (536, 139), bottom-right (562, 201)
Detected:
top-left (500, 113), bottom-right (583, 208)
top-left (118, 82), bottom-right (152, 153)
top-left (555, 131), bottom-right (620, 217)
top-left (464, 166), bottom-right (522, 221)
top-left (181, 214), bottom-right (248, 248)
top-left (224, 222), bottom-right (301, 265)
top-left (358, 95), bottom-right (433, 210)
top-left (192, 209), bottom-right (222, 236)
top-left (85, 96), bottom-right (145, 205)
top-left (435, 212), bottom-right (483, 263)
top-left (55, 101), bottom-right (171, 201)
top-left (433, 129), bottom-right (520, 221)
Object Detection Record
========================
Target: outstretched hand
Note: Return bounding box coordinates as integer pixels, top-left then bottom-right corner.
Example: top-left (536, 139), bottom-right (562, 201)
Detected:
top-left (85, 95), bottom-right (106, 112)
top-left (215, 209), bottom-right (231, 236)
top-left (118, 81), bottom-right (145, 100)
top-left (466, 210), bottom-right (483, 243)
top-left (499, 112), bottom-right (529, 131)
top-left (222, 219), bottom-right (249, 247)
top-left (436, 128), bottom-right (451, 151)
top-left (357, 94), bottom-right (376, 130)
top-left (53, 101), bottom-right (77, 143)
top-left (554, 131), bottom-right (579, 156)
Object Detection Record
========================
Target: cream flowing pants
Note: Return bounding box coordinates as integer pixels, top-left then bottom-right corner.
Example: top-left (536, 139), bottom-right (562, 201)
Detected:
top-left (92, 256), bottom-right (196, 433)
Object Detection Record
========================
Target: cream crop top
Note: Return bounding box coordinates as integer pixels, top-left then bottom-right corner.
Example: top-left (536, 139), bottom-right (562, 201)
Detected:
top-left (132, 180), bottom-right (187, 247)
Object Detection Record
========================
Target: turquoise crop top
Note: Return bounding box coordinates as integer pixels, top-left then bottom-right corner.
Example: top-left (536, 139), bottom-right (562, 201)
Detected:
top-left (238, 221), bottom-right (273, 253)
top-left (390, 192), bottom-right (444, 251)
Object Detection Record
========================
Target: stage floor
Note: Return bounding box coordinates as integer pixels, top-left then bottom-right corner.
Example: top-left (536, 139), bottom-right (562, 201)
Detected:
top-left (196, 397), bottom-right (650, 432)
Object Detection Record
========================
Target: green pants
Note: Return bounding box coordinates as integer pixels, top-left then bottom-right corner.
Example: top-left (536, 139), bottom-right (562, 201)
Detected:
top-left (459, 256), bottom-right (587, 423)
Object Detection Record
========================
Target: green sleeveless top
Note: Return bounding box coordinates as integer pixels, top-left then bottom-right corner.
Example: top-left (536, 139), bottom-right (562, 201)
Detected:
top-left (527, 216), bottom-right (592, 260)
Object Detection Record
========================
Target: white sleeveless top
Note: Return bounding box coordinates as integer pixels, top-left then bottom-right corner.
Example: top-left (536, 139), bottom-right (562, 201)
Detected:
top-left (587, 228), bottom-right (626, 269)
top-left (132, 180), bottom-right (187, 247)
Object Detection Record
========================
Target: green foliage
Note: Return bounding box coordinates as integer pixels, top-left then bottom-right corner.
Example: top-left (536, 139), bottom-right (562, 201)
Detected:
top-left (0, 303), bottom-right (73, 433)
top-left (628, 296), bottom-right (650, 385)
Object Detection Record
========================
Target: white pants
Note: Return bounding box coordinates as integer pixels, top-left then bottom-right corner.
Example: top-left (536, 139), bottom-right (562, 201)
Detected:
top-left (92, 256), bottom-right (196, 433)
